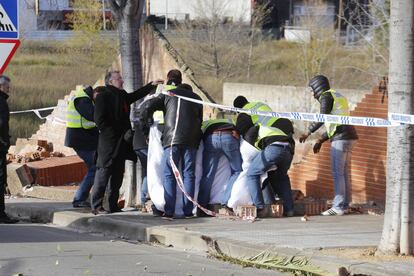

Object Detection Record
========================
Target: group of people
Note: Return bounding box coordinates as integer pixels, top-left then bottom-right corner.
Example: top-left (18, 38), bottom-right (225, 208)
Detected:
top-left (0, 70), bottom-right (358, 223)
top-left (65, 69), bottom-right (358, 219)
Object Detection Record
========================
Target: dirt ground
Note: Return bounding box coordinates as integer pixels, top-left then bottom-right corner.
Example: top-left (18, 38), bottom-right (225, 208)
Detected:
top-left (320, 247), bottom-right (414, 262)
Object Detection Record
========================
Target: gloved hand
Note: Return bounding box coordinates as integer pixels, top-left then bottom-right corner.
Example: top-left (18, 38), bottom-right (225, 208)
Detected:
top-left (299, 133), bottom-right (310, 143)
top-left (313, 140), bottom-right (323, 154)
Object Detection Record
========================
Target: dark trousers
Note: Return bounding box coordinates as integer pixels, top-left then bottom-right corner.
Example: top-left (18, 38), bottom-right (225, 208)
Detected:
top-left (91, 159), bottom-right (125, 212)
top-left (0, 154), bottom-right (6, 215)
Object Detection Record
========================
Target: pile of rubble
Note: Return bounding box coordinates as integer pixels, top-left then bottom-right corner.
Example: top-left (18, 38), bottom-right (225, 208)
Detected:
top-left (7, 138), bottom-right (65, 164)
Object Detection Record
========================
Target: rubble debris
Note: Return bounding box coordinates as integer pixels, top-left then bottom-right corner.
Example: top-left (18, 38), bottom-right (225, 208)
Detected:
top-left (7, 139), bottom-right (65, 163)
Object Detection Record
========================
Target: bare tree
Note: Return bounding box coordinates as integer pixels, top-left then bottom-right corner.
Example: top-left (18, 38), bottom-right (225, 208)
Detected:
top-left (108, 0), bottom-right (146, 207)
top-left (338, 0), bottom-right (389, 85)
top-left (246, 0), bottom-right (272, 80)
top-left (108, 0), bottom-right (145, 92)
top-left (292, 1), bottom-right (336, 83)
top-left (169, 0), bottom-right (252, 100)
top-left (378, 0), bottom-right (414, 256)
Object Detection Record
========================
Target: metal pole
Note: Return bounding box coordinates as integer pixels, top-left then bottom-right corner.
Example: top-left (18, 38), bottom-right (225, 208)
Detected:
top-left (102, 0), bottom-right (106, 30)
top-left (165, 0), bottom-right (168, 30)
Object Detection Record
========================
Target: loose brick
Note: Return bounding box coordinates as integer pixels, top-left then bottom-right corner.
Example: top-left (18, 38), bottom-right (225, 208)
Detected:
top-left (235, 205), bottom-right (257, 218)
top-left (15, 164), bottom-right (34, 186)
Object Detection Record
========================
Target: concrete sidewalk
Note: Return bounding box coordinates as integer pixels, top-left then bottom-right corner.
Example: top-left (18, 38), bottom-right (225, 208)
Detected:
top-left (5, 197), bottom-right (414, 276)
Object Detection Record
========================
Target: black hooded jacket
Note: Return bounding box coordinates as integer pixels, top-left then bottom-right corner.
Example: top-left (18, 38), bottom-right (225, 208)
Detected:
top-left (0, 91), bottom-right (10, 153)
top-left (308, 92), bottom-right (358, 142)
top-left (139, 87), bottom-right (203, 149)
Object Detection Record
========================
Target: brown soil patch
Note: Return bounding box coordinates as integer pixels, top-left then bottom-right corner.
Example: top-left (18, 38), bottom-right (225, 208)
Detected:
top-left (320, 247), bottom-right (414, 262)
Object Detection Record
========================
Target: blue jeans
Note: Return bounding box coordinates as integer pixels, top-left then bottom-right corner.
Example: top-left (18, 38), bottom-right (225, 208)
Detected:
top-left (246, 144), bottom-right (293, 211)
top-left (73, 149), bottom-right (96, 204)
top-left (163, 145), bottom-right (198, 216)
top-left (135, 149), bottom-right (148, 204)
top-left (331, 140), bottom-right (356, 210)
top-left (198, 133), bottom-right (242, 207)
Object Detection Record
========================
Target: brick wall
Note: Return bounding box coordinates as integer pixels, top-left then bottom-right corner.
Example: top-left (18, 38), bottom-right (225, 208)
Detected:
top-left (289, 82), bottom-right (388, 204)
top-left (27, 156), bottom-right (87, 186)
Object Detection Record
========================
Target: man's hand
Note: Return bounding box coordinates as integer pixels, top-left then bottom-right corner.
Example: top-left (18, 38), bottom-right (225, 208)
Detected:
top-left (151, 79), bottom-right (164, 85)
top-left (313, 140), bottom-right (323, 154)
top-left (232, 130), bottom-right (240, 140)
top-left (299, 133), bottom-right (310, 143)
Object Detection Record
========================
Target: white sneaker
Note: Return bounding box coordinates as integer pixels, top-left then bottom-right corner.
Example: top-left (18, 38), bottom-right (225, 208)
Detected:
top-left (321, 208), bottom-right (344, 216)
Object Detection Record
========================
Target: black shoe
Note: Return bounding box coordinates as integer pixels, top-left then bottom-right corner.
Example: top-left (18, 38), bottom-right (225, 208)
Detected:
top-left (284, 210), bottom-right (294, 217)
top-left (73, 201), bottom-right (91, 208)
top-left (161, 213), bottom-right (174, 220)
top-left (196, 207), bottom-right (213, 217)
top-left (256, 208), bottom-right (267, 218)
top-left (92, 207), bottom-right (109, 215)
top-left (0, 214), bottom-right (19, 224)
top-left (151, 205), bottom-right (164, 217)
top-left (109, 208), bottom-right (123, 213)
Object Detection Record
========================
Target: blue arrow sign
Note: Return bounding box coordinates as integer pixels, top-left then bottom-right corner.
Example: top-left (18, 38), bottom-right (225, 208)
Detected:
top-left (0, 0), bottom-right (19, 39)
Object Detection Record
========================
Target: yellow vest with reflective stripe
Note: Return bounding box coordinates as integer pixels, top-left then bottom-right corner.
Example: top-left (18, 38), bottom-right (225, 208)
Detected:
top-left (323, 89), bottom-right (349, 138)
top-left (254, 125), bottom-right (288, 149)
top-left (201, 118), bottom-right (234, 133)
top-left (153, 110), bottom-right (164, 124)
top-left (66, 88), bottom-right (96, 129)
top-left (151, 84), bottom-right (176, 124)
top-left (243, 101), bottom-right (275, 125)
top-left (157, 84), bottom-right (177, 93)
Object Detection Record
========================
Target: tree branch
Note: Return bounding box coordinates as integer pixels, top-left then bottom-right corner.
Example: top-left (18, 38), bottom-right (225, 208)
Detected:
top-left (340, 16), bottom-right (388, 64)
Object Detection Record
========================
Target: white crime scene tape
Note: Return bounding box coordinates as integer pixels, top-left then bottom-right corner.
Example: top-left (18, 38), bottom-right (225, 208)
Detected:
top-left (161, 90), bottom-right (414, 127)
top-left (10, 106), bottom-right (56, 119)
top-left (9, 90), bottom-right (414, 127)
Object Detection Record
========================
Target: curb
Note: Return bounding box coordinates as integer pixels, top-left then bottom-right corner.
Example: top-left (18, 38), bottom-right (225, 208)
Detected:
top-left (6, 207), bottom-right (408, 276)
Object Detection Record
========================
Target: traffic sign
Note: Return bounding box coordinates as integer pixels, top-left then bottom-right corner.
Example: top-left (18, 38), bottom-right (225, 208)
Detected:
top-left (0, 39), bottom-right (20, 74)
top-left (0, 0), bottom-right (19, 39)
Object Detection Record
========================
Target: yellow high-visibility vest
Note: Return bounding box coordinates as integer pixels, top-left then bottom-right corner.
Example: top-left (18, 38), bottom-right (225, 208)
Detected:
top-left (153, 110), bottom-right (164, 124)
top-left (66, 88), bottom-right (96, 129)
top-left (147, 84), bottom-right (175, 125)
top-left (254, 125), bottom-right (288, 149)
top-left (323, 89), bottom-right (349, 138)
top-left (201, 118), bottom-right (234, 133)
top-left (243, 101), bottom-right (277, 126)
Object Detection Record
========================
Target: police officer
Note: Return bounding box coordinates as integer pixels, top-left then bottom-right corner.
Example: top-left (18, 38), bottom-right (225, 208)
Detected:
top-left (197, 118), bottom-right (242, 216)
top-left (245, 124), bottom-right (295, 218)
top-left (233, 95), bottom-right (274, 136)
top-left (299, 75), bottom-right (358, 216)
top-left (65, 86), bottom-right (101, 208)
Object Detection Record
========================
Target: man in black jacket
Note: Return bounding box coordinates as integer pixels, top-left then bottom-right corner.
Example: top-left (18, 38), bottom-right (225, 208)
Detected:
top-left (132, 69), bottom-right (183, 211)
top-left (0, 75), bottom-right (18, 223)
top-left (91, 71), bottom-right (162, 214)
top-left (139, 84), bottom-right (203, 218)
top-left (65, 86), bottom-right (102, 208)
top-left (299, 75), bottom-right (358, 216)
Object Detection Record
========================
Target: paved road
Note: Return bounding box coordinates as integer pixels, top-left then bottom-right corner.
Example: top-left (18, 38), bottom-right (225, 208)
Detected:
top-left (0, 223), bottom-right (284, 276)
